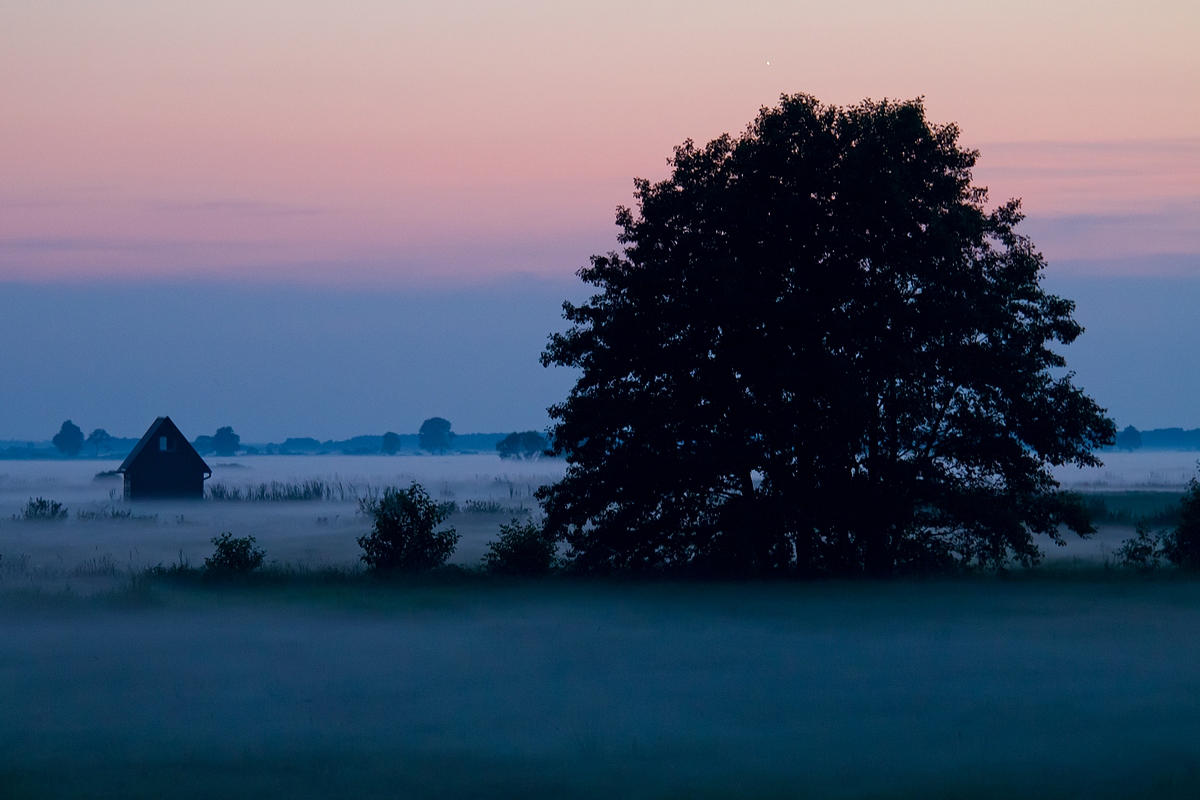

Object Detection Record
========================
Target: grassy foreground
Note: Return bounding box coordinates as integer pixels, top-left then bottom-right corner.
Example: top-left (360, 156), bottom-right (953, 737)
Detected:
top-left (3, 573), bottom-right (1200, 798)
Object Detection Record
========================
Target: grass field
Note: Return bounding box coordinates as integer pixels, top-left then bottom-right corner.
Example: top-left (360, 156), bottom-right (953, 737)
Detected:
top-left (3, 574), bottom-right (1200, 798)
top-left (3, 454), bottom-right (1200, 797)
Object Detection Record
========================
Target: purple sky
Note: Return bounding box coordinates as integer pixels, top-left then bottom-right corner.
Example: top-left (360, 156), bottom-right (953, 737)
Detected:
top-left (1, 1), bottom-right (1197, 438)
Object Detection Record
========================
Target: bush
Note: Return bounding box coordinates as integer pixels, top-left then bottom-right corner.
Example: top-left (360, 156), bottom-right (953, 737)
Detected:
top-left (483, 518), bottom-right (558, 576)
top-left (1162, 479), bottom-right (1200, 569)
top-left (357, 483), bottom-right (459, 573)
top-left (204, 533), bottom-right (266, 575)
top-left (1117, 522), bottom-right (1162, 571)
top-left (19, 497), bottom-right (68, 521)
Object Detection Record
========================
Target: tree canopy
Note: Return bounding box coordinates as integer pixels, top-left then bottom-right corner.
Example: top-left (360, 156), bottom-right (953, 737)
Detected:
top-left (497, 431), bottom-right (550, 460)
top-left (87, 428), bottom-right (112, 457)
top-left (52, 420), bottom-right (84, 457)
top-left (212, 426), bottom-right (240, 457)
top-left (538, 94), bottom-right (1115, 576)
top-left (418, 417), bottom-right (455, 453)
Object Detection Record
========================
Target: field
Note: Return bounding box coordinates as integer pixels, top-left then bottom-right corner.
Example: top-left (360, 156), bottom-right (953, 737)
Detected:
top-left (2, 453), bottom-right (1200, 798)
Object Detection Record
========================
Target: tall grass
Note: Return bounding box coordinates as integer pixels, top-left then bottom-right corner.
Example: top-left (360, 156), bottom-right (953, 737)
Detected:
top-left (1084, 491), bottom-right (1182, 527)
top-left (207, 479), bottom-right (378, 503)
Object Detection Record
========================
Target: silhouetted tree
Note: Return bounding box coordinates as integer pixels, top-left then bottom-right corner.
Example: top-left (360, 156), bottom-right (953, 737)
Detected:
top-left (497, 431), bottom-right (550, 460)
top-left (52, 420), bottom-right (84, 457)
top-left (539, 94), bottom-right (1115, 576)
top-left (192, 435), bottom-right (216, 455)
top-left (418, 417), bottom-right (455, 453)
top-left (1114, 425), bottom-right (1142, 451)
top-left (212, 426), bottom-right (240, 457)
top-left (86, 428), bottom-right (113, 457)
top-left (381, 431), bottom-right (401, 455)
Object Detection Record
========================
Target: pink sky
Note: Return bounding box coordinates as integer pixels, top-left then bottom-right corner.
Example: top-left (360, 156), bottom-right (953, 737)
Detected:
top-left (2, 0), bottom-right (1197, 284)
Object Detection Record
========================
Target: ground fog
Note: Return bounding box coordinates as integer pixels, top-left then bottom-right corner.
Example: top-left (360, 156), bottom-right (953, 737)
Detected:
top-left (2, 455), bottom-right (1200, 797)
top-left (0, 455), bottom-right (563, 591)
top-left (3, 580), bottom-right (1200, 798)
top-left (1, 452), bottom-right (1191, 589)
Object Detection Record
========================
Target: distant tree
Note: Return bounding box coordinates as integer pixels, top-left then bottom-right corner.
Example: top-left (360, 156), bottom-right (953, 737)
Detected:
top-left (381, 431), bottom-right (401, 455)
top-left (212, 426), bottom-right (241, 457)
top-left (1114, 425), bottom-right (1143, 451)
top-left (539, 94), bottom-right (1114, 576)
top-left (497, 431), bottom-right (550, 460)
top-left (418, 417), bottom-right (455, 453)
top-left (357, 483), bottom-right (459, 573)
top-left (86, 428), bottom-right (113, 457)
top-left (52, 420), bottom-right (84, 457)
top-left (192, 435), bottom-right (216, 455)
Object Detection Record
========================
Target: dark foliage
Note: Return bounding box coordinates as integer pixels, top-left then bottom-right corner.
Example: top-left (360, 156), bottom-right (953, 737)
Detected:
top-left (1161, 479), bottom-right (1200, 569)
top-left (86, 428), bottom-right (113, 457)
top-left (496, 431), bottom-right (550, 460)
top-left (357, 483), bottom-right (459, 573)
top-left (212, 426), bottom-right (241, 457)
top-left (381, 431), bottom-right (401, 455)
top-left (1117, 522), bottom-right (1163, 571)
top-left (418, 418), bottom-right (455, 453)
top-left (52, 420), bottom-right (84, 457)
top-left (539, 94), bottom-right (1115, 576)
top-left (1114, 425), bottom-right (1142, 452)
top-left (19, 497), bottom-right (67, 521)
top-left (1084, 492), bottom-right (1182, 528)
top-left (204, 533), bottom-right (266, 575)
top-left (192, 435), bottom-right (215, 455)
top-left (483, 518), bottom-right (559, 576)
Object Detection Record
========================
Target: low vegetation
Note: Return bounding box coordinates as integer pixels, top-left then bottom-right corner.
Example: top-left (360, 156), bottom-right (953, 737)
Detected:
top-left (357, 483), bottom-right (459, 573)
top-left (483, 518), bottom-right (558, 576)
top-left (16, 496), bottom-right (68, 521)
top-left (1117, 479), bottom-right (1200, 571)
top-left (204, 533), bottom-right (267, 576)
top-left (458, 499), bottom-right (530, 515)
top-left (207, 479), bottom-right (374, 502)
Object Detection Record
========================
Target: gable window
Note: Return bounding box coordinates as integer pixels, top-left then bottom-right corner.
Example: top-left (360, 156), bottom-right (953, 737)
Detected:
top-left (159, 436), bottom-right (174, 452)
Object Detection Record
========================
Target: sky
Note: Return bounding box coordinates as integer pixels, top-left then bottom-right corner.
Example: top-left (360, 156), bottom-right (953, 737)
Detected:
top-left (1, 0), bottom-right (1198, 439)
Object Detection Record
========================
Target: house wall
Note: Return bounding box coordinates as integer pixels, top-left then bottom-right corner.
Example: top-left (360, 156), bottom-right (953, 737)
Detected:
top-left (124, 437), bottom-right (207, 499)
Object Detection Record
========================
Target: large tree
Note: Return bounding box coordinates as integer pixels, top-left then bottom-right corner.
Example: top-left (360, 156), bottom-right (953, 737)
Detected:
top-left (538, 94), bottom-right (1114, 576)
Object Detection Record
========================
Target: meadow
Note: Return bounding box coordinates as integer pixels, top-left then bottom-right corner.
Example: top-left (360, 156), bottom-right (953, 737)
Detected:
top-left (2, 452), bottom-right (1200, 798)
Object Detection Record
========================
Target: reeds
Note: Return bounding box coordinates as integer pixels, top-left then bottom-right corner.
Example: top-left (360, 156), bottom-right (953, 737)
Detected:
top-left (206, 479), bottom-right (377, 503)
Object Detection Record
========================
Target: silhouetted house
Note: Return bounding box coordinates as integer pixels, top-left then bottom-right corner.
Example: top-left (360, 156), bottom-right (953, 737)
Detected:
top-left (117, 417), bottom-right (211, 499)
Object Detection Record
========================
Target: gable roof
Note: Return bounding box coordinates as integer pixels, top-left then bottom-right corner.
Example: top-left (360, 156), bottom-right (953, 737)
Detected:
top-left (117, 416), bottom-right (212, 477)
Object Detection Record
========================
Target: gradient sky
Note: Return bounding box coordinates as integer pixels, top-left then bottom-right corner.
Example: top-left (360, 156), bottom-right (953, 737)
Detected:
top-left (2, 0), bottom-right (1197, 282)
top-left (1, 1), bottom-right (1198, 438)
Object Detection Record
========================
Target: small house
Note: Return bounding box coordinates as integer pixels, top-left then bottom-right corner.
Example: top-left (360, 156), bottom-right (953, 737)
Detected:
top-left (117, 417), bottom-right (212, 499)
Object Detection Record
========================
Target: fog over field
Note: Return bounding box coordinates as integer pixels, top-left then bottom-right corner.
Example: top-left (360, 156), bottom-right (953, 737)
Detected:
top-left (0, 455), bottom-right (563, 590)
top-left (0, 451), bottom-right (1188, 594)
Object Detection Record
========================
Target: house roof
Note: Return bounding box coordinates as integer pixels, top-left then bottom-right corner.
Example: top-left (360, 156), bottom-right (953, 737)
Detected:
top-left (117, 416), bottom-right (212, 477)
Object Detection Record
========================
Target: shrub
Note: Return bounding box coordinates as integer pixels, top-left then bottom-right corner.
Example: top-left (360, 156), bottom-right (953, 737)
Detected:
top-left (357, 483), bottom-right (458, 573)
top-left (1162, 479), bottom-right (1200, 569)
top-left (1117, 522), bottom-right (1162, 571)
top-left (483, 518), bottom-right (558, 576)
top-left (204, 533), bottom-right (266, 575)
top-left (20, 497), bottom-right (67, 521)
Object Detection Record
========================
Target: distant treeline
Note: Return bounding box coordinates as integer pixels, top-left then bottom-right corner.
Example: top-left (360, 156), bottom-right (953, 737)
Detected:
top-left (1107, 427), bottom-right (1200, 452)
top-left (260, 433), bottom-right (509, 455)
top-left (0, 438), bottom-right (140, 460)
top-left (0, 433), bottom-right (515, 459)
